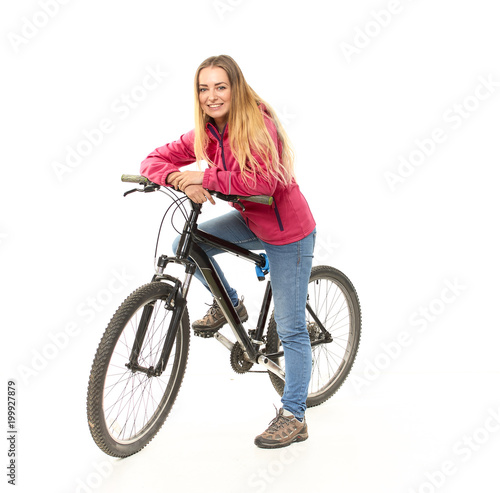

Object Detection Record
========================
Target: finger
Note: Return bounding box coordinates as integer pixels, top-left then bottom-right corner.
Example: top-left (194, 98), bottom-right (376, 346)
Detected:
top-left (186, 189), bottom-right (201, 203)
top-left (191, 191), bottom-right (205, 204)
top-left (203, 189), bottom-right (215, 205)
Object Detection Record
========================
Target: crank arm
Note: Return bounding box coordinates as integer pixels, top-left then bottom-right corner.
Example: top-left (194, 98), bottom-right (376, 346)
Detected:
top-left (257, 355), bottom-right (285, 381)
top-left (213, 332), bottom-right (235, 351)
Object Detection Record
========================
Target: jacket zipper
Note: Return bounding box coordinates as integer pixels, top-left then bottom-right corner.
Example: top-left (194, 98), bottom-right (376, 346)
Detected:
top-left (207, 123), bottom-right (228, 171)
top-left (273, 202), bottom-right (284, 231)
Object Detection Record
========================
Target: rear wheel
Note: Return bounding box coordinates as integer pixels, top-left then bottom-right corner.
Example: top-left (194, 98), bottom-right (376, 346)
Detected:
top-left (86, 282), bottom-right (190, 457)
top-left (266, 265), bottom-right (361, 407)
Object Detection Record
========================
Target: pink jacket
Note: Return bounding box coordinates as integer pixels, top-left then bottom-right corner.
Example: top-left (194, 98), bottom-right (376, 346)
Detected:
top-left (140, 107), bottom-right (316, 245)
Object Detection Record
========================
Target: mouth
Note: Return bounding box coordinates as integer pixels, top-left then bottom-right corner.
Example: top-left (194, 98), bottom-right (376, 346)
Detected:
top-left (207, 103), bottom-right (223, 109)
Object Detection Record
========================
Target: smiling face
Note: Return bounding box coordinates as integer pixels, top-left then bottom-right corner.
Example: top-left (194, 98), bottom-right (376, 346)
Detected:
top-left (198, 66), bottom-right (232, 131)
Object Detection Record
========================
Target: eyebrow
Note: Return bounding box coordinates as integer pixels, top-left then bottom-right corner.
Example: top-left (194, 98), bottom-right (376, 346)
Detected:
top-left (198, 82), bottom-right (227, 87)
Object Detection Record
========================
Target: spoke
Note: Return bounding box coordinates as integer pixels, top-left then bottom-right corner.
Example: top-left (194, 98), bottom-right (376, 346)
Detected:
top-left (106, 374), bottom-right (134, 430)
top-left (326, 304), bottom-right (349, 330)
top-left (330, 335), bottom-right (350, 351)
top-left (103, 371), bottom-right (134, 400)
top-left (126, 377), bottom-right (152, 438)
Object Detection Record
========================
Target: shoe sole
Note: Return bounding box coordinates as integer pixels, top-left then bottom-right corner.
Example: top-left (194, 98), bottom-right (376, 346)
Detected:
top-left (254, 432), bottom-right (308, 449)
top-left (193, 312), bottom-right (249, 338)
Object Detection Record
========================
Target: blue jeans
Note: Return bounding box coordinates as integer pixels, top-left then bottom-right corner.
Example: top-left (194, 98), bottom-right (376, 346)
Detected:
top-left (172, 210), bottom-right (316, 419)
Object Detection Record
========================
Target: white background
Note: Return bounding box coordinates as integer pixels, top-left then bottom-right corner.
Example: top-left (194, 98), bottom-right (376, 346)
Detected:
top-left (2, 1), bottom-right (500, 492)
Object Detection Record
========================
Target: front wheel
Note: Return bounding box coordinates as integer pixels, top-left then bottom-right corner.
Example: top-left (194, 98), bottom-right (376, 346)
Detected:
top-left (266, 265), bottom-right (361, 407)
top-left (86, 281), bottom-right (190, 457)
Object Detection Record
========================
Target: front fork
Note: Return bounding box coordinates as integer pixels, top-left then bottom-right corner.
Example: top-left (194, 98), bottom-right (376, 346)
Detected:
top-left (126, 258), bottom-right (195, 377)
top-left (127, 203), bottom-right (201, 377)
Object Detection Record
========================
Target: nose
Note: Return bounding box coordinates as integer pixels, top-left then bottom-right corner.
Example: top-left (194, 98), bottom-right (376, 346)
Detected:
top-left (208, 88), bottom-right (218, 101)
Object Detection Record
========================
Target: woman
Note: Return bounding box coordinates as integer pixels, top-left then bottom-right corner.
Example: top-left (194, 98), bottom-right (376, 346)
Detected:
top-left (140, 55), bottom-right (316, 449)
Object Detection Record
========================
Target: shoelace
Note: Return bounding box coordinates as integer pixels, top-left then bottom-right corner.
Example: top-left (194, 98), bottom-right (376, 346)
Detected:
top-left (266, 407), bottom-right (290, 432)
top-left (203, 300), bottom-right (220, 316)
top-left (205, 298), bottom-right (241, 314)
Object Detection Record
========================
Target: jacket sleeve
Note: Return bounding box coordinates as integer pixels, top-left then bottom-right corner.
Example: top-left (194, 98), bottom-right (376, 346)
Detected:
top-left (202, 116), bottom-right (281, 197)
top-left (202, 166), bottom-right (278, 197)
top-left (140, 129), bottom-right (196, 186)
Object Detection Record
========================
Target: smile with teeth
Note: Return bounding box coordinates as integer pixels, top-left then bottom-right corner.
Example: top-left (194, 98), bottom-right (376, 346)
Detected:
top-left (208, 103), bottom-right (223, 108)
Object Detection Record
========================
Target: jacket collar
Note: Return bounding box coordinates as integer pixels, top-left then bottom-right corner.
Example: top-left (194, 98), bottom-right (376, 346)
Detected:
top-left (206, 120), bottom-right (228, 142)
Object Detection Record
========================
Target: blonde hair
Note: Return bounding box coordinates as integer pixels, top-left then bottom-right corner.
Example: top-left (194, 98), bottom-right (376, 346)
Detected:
top-left (193, 55), bottom-right (295, 187)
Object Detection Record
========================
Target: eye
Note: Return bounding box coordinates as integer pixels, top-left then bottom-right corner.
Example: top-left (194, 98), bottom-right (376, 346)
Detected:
top-left (199, 87), bottom-right (207, 92)
top-left (217, 86), bottom-right (226, 91)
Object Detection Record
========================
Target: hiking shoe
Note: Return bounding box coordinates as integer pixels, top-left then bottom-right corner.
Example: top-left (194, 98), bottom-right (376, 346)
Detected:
top-left (254, 408), bottom-right (308, 449)
top-left (192, 297), bottom-right (248, 336)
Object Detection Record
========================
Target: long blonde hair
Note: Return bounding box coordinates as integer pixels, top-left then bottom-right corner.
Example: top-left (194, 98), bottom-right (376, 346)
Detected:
top-left (193, 55), bottom-right (295, 187)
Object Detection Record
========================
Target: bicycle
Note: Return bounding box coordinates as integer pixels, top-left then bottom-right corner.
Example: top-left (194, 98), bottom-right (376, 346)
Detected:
top-left (86, 175), bottom-right (362, 457)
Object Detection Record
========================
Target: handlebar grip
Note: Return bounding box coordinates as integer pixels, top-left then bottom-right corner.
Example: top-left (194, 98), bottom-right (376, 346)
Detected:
top-left (121, 174), bottom-right (150, 184)
top-left (238, 195), bottom-right (274, 206)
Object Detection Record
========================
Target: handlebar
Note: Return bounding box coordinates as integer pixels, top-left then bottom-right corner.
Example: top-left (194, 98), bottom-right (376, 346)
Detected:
top-left (121, 174), bottom-right (274, 206)
top-left (121, 174), bottom-right (151, 185)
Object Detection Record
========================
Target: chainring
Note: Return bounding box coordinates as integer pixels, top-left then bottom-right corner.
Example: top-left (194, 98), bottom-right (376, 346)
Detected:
top-left (230, 342), bottom-right (254, 374)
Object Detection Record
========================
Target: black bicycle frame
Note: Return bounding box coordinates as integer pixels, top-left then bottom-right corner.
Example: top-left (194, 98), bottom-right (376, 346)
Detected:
top-left (137, 203), bottom-right (269, 370)
top-left (181, 204), bottom-right (270, 360)
top-left (129, 200), bottom-right (329, 378)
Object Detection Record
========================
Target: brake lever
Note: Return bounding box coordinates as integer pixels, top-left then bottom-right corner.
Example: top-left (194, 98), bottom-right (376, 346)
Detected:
top-left (124, 187), bottom-right (140, 197)
top-left (233, 198), bottom-right (245, 212)
top-left (208, 190), bottom-right (247, 211)
top-left (124, 183), bottom-right (160, 197)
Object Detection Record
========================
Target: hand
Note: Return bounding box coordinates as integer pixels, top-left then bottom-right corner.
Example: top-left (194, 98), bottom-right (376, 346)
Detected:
top-left (184, 185), bottom-right (215, 205)
top-left (166, 171), bottom-right (182, 186)
top-left (170, 171), bottom-right (204, 191)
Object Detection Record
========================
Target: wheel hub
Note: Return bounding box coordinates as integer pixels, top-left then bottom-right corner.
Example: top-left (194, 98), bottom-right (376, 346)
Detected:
top-left (307, 321), bottom-right (322, 342)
